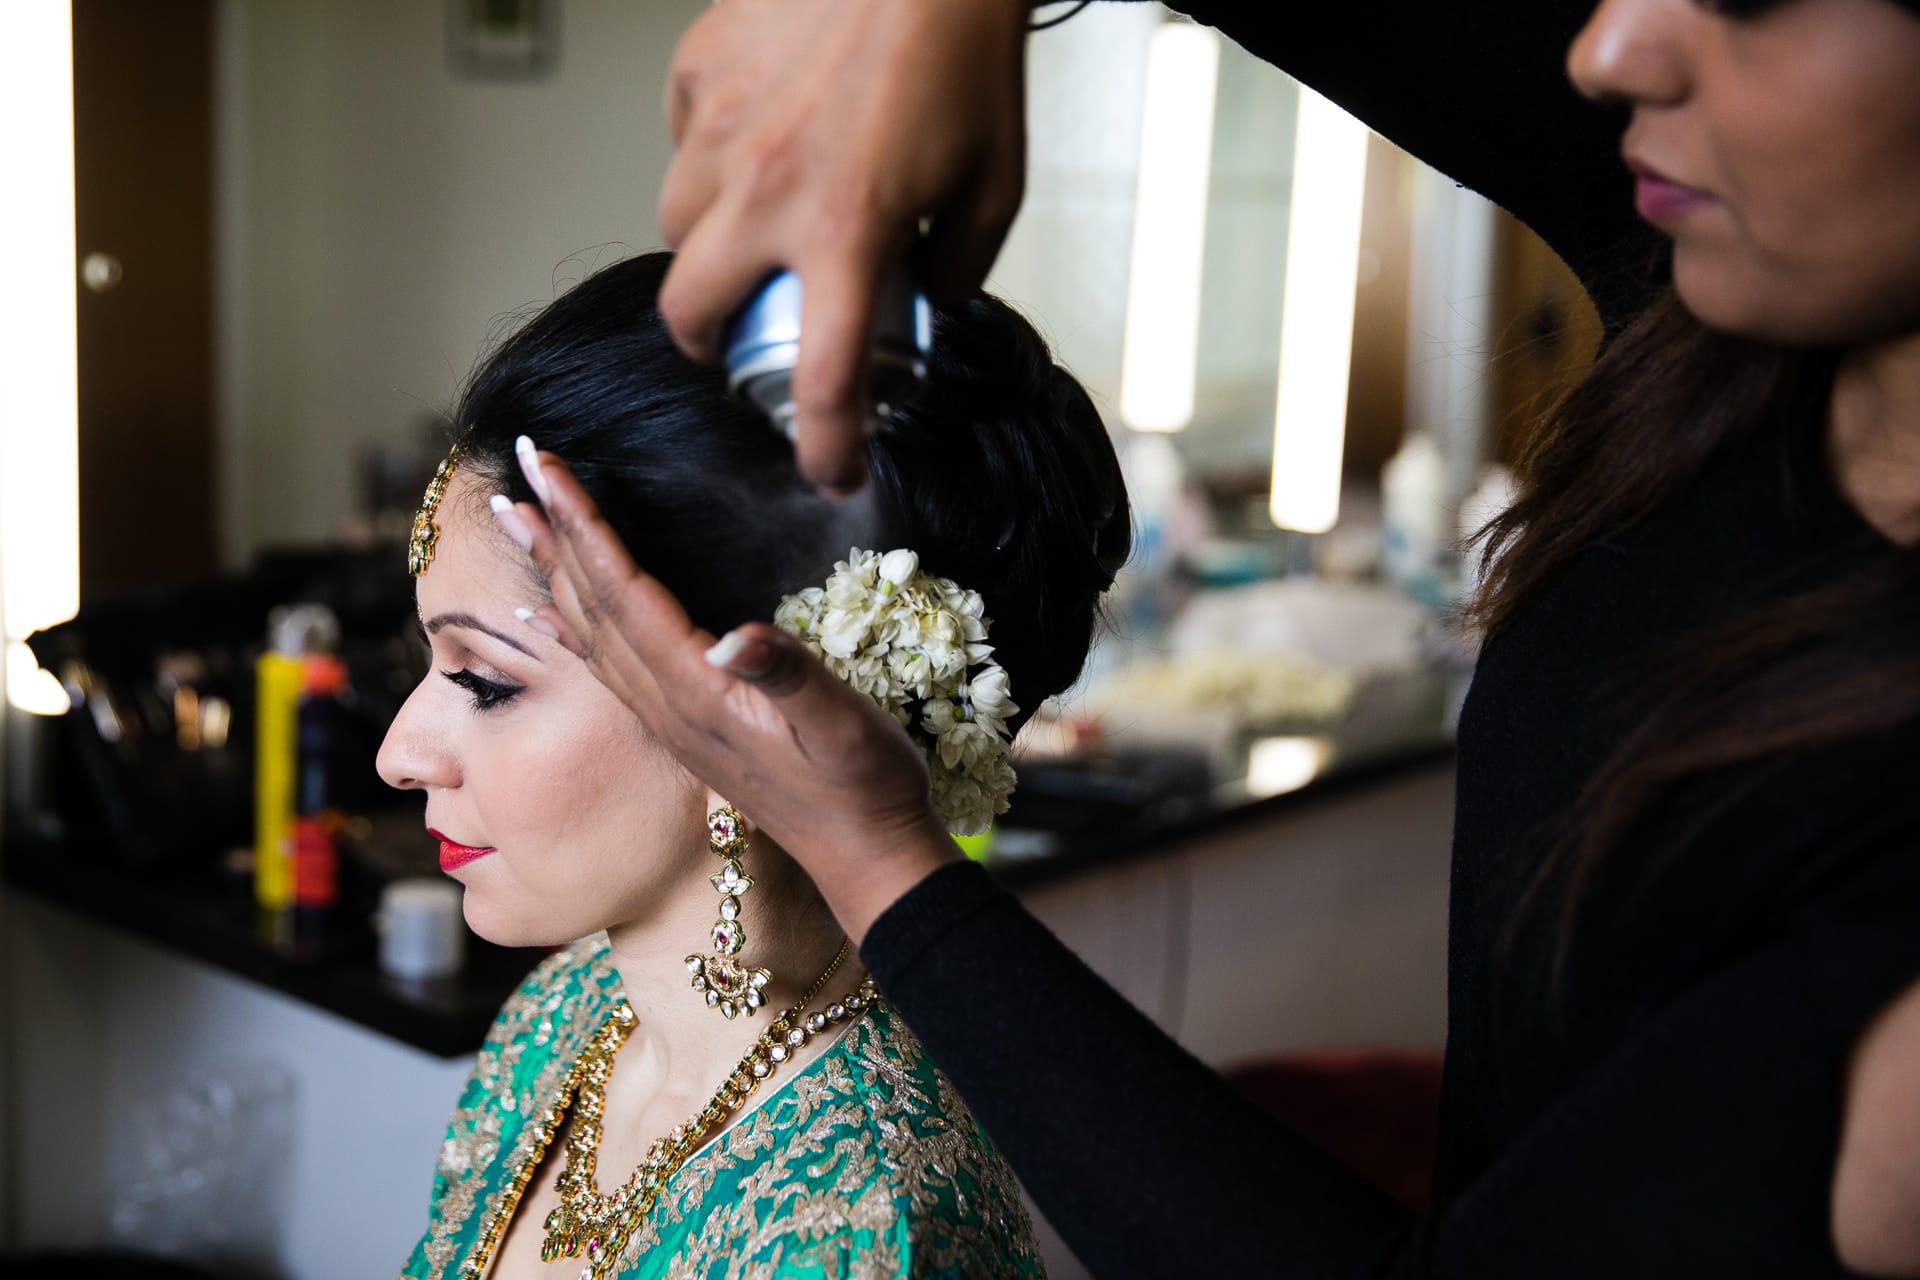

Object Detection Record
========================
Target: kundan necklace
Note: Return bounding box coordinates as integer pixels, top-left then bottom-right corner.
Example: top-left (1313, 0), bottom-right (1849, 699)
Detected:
top-left (539, 937), bottom-right (877, 1275)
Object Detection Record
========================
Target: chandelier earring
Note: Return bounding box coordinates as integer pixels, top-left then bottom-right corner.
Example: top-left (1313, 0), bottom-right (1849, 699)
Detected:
top-left (684, 806), bottom-right (772, 1019)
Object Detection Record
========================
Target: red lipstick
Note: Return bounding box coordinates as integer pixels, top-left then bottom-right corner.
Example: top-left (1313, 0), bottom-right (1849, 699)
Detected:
top-left (428, 827), bottom-right (495, 872)
top-left (1626, 157), bottom-right (1715, 224)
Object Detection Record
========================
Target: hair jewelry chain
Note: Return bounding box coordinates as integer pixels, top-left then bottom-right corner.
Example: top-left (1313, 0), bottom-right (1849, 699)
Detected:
top-left (408, 447), bottom-right (461, 577)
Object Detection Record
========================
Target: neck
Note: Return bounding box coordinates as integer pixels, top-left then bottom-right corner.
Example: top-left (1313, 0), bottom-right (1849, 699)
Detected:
top-left (601, 844), bottom-right (855, 1116)
top-left (1829, 329), bottom-right (1920, 545)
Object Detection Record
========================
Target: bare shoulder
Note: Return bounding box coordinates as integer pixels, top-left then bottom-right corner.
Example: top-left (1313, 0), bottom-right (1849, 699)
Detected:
top-left (1834, 973), bottom-right (1920, 1278)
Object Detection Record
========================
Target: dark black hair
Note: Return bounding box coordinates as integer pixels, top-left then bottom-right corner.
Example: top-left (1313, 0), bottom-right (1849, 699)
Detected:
top-left (1472, 290), bottom-right (1920, 1000)
top-left (452, 252), bottom-right (1130, 723)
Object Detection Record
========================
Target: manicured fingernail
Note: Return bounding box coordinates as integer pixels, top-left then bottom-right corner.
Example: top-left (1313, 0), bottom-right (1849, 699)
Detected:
top-left (514, 435), bottom-right (551, 505)
top-left (489, 494), bottom-right (533, 551)
top-left (704, 630), bottom-right (752, 671)
top-left (514, 607), bottom-right (559, 641)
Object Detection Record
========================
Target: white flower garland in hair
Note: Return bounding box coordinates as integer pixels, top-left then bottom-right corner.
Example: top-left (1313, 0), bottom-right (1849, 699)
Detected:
top-left (774, 548), bottom-right (1018, 836)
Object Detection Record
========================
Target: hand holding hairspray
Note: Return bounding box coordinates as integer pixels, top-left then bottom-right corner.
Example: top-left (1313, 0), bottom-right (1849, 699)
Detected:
top-left (723, 266), bottom-right (931, 440)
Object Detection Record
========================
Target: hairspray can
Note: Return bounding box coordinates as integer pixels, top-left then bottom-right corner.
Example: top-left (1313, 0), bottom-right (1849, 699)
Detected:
top-left (724, 265), bottom-right (931, 440)
top-left (254, 604), bottom-right (338, 914)
top-left (292, 652), bottom-right (349, 918)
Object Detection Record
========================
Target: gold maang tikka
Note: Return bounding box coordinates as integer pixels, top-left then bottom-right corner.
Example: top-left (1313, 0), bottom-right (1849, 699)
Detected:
top-left (685, 806), bottom-right (773, 1019)
top-left (408, 447), bottom-right (461, 577)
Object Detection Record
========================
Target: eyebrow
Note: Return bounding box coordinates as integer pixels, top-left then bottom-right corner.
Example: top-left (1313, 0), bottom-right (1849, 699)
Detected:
top-left (421, 611), bottom-right (538, 660)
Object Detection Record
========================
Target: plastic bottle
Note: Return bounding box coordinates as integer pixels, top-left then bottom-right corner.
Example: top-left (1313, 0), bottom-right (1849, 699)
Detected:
top-left (292, 653), bottom-right (349, 917)
top-left (1380, 431), bottom-right (1452, 609)
top-left (253, 604), bottom-right (338, 913)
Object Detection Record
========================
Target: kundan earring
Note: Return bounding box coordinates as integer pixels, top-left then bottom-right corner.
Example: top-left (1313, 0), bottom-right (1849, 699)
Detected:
top-left (684, 806), bottom-right (772, 1019)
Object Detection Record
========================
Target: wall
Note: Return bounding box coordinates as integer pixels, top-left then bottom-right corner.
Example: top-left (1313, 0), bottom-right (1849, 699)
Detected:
top-left (215, 0), bottom-right (702, 565)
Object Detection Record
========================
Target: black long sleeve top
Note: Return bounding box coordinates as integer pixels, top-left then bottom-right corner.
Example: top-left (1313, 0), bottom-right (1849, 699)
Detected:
top-left (859, 3), bottom-right (1920, 1276)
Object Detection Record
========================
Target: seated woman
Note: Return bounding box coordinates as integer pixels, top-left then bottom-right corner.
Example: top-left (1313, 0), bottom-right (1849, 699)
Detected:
top-left (383, 252), bottom-right (1128, 1279)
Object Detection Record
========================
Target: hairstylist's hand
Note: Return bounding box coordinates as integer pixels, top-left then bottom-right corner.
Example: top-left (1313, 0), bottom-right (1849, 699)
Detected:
top-left (657, 0), bottom-right (1031, 495)
top-left (504, 447), bottom-right (962, 943)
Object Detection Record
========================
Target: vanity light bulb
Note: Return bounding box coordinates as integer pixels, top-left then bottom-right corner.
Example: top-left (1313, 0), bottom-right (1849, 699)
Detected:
top-left (0, 1), bottom-right (81, 659)
top-left (1269, 89), bottom-right (1370, 535)
top-left (1117, 21), bottom-right (1221, 435)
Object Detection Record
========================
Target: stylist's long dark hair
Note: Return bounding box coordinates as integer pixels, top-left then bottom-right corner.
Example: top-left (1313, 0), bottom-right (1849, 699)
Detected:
top-left (1470, 290), bottom-right (1920, 991)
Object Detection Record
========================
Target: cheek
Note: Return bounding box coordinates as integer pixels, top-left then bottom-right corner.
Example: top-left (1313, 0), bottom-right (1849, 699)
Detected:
top-left (459, 694), bottom-right (707, 942)
top-left (1689, 34), bottom-right (1920, 339)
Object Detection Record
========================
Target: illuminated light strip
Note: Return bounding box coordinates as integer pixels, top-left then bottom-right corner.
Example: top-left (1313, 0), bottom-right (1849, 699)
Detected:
top-left (1268, 88), bottom-right (1370, 535)
top-left (0, 1), bottom-right (81, 714)
top-left (1117, 21), bottom-right (1220, 434)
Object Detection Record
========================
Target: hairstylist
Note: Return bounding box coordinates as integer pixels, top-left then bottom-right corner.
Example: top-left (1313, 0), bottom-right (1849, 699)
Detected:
top-left (504, 0), bottom-right (1920, 1274)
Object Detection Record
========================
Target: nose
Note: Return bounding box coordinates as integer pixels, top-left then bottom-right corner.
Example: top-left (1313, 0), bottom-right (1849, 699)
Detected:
top-left (376, 677), bottom-right (461, 794)
top-left (1567, 0), bottom-right (1693, 108)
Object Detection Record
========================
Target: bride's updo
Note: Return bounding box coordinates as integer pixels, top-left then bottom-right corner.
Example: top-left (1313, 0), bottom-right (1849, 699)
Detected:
top-left (451, 252), bottom-right (1130, 727)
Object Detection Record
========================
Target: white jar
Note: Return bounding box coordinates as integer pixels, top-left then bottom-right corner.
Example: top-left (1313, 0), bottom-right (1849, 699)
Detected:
top-left (376, 878), bottom-right (467, 980)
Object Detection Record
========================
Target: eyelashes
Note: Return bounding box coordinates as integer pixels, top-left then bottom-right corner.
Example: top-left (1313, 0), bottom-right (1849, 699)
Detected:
top-left (442, 668), bottom-right (525, 712)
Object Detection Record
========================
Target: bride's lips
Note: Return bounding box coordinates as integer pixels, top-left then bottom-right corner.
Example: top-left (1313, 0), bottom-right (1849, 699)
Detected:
top-left (428, 827), bottom-right (495, 872)
top-left (1625, 155), bottom-right (1716, 224)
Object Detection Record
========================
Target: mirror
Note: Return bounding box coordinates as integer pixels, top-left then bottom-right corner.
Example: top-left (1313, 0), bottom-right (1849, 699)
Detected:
top-left (76, 1), bottom-right (1585, 591)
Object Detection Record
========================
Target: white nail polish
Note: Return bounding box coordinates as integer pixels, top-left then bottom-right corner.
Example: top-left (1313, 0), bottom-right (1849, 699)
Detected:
top-left (514, 607), bottom-right (559, 641)
top-left (704, 630), bottom-right (749, 670)
top-left (489, 494), bottom-right (533, 550)
top-left (514, 435), bottom-right (551, 505)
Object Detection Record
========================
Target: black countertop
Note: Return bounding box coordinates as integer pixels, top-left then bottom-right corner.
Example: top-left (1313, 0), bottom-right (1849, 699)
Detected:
top-left (2, 667), bottom-right (1456, 1060)
top-left (3, 839), bottom-right (549, 1060)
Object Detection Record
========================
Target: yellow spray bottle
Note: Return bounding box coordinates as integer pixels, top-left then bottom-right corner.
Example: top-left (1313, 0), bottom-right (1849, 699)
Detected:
top-left (255, 605), bottom-right (338, 913)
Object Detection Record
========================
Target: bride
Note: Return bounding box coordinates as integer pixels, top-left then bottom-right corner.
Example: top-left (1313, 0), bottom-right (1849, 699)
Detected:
top-left (381, 252), bottom-right (1128, 1279)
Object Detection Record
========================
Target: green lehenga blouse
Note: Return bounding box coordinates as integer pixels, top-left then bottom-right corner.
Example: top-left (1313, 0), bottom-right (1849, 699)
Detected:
top-left (400, 938), bottom-right (1044, 1279)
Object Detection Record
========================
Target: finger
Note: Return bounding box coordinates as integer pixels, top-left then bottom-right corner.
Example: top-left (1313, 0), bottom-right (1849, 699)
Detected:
top-left (515, 603), bottom-right (571, 650)
top-left (531, 597), bottom-right (674, 736)
top-left (660, 3), bottom-right (738, 150)
top-left (534, 450), bottom-right (715, 664)
top-left (662, 42), bottom-right (698, 150)
top-left (512, 487), bottom-right (675, 721)
top-left (789, 246), bottom-right (891, 496)
top-left (529, 465), bottom-right (645, 656)
top-left (656, 201), bottom-right (783, 365)
top-left (920, 163), bottom-right (1025, 303)
top-left (509, 493), bottom-right (613, 659)
top-left (658, 10), bottom-right (727, 244)
top-left (704, 622), bottom-right (884, 740)
top-left (657, 145), bottom-right (720, 250)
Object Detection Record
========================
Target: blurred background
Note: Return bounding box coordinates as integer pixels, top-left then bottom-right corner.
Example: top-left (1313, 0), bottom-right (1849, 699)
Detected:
top-left (0, 2), bottom-right (1600, 1276)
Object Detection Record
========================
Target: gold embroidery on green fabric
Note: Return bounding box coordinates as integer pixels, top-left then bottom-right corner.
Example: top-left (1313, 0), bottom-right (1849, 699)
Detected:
top-left (401, 942), bottom-right (1042, 1280)
top-left (410, 939), bottom-right (622, 1279)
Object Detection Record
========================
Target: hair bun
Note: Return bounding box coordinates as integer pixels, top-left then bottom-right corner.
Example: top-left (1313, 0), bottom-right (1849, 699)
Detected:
top-left (867, 294), bottom-right (1131, 717)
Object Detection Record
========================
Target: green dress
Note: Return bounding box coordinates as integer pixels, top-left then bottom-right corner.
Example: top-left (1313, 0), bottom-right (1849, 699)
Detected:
top-left (400, 938), bottom-right (1045, 1279)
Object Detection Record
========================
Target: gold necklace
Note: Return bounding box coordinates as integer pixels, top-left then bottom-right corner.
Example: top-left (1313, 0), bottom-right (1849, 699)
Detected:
top-left (540, 938), bottom-right (876, 1275)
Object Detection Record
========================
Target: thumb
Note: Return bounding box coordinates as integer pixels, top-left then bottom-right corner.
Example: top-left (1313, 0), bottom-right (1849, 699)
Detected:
top-left (704, 622), bottom-right (912, 767)
top-left (705, 622), bottom-right (841, 705)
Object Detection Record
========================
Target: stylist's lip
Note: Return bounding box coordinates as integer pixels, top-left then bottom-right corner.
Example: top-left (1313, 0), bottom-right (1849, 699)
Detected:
top-left (428, 827), bottom-right (495, 872)
top-left (1626, 156), bottom-right (1716, 223)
